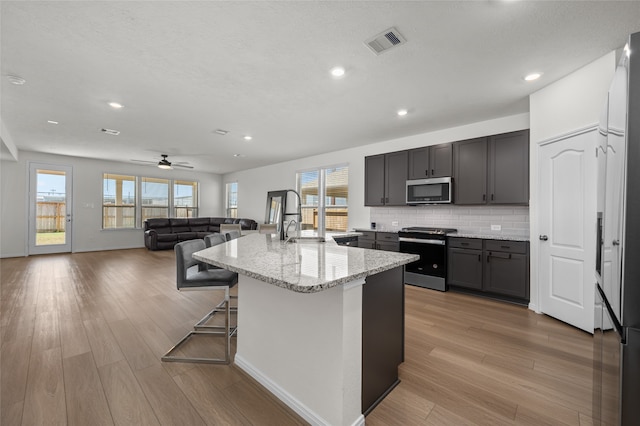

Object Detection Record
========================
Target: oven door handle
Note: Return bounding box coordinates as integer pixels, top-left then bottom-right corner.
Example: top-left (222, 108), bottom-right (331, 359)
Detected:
top-left (398, 237), bottom-right (445, 245)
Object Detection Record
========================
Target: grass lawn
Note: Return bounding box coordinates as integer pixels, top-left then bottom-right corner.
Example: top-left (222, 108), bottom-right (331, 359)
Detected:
top-left (36, 232), bottom-right (66, 246)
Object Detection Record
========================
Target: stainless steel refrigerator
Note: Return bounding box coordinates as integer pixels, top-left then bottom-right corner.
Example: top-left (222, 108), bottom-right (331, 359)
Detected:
top-left (593, 31), bottom-right (640, 426)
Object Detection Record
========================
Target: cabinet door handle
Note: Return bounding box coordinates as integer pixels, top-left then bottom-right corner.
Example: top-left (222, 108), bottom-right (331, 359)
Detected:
top-left (501, 245), bottom-right (510, 249)
top-left (431, 169), bottom-right (434, 175)
top-left (491, 194), bottom-right (494, 201)
top-left (483, 194), bottom-right (486, 201)
top-left (385, 197), bottom-right (389, 203)
top-left (461, 242), bottom-right (469, 246)
top-left (381, 197), bottom-right (385, 204)
top-left (425, 169), bottom-right (428, 176)
top-left (478, 254), bottom-right (481, 262)
top-left (487, 253), bottom-right (490, 263)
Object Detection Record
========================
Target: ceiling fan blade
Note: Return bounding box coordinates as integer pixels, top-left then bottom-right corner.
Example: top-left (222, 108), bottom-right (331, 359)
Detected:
top-left (173, 164), bottom-right (194, 169)
top-left (130, 159), bottom-right (157, 164)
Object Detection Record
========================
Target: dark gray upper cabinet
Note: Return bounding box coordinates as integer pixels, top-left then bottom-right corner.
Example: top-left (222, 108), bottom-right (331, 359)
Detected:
top-left (408, 147), bottom-right (429, 180)
top-left (408, 144), bottom-right (452, 180)
top-left (365, 154), bottom-right (386, 206)
top-left (365, 151), bottom-right (408, 206)
top-left (488, 130), bottom-right (529, 204)
top-left (430, 143), bottom-right (453, 178)
top-left (453, 131), bottom-right (529, 205)
top-left (453, 137), bottom-right (488, 204)
top-left (385, 151), bottom-right (409, 205)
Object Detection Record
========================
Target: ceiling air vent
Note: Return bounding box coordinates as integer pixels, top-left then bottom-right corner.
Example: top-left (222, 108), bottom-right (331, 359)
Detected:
top-left (101, 128), bottom-right (120, 136)
top-left (365, 27), bottom-right (406, 55)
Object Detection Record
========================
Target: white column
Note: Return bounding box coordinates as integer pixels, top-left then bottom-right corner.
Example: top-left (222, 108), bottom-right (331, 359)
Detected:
top-left (234, 275), bottom-right (365, 426)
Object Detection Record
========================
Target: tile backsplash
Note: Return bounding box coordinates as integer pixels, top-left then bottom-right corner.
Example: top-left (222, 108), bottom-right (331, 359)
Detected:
top-left (369, 205), bottom-right (530, 237)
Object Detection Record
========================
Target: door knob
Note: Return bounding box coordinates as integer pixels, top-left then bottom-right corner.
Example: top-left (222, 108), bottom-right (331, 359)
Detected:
top-left (613, 239), bottom-right (620, 246)
top-left (539, 235), bottom-right (548, 241)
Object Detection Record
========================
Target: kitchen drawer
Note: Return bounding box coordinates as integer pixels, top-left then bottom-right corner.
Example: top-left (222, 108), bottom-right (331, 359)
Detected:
top-left (377, 241), bottom-right (399, 252)
top-left (448, 238), bottom-right (482, 250)
top-left (377, 232), bottom-right (399, 242)
top-left (484, 240), bottom-right (528, 254)
top-left (359, 231), bottom-right (376, 241)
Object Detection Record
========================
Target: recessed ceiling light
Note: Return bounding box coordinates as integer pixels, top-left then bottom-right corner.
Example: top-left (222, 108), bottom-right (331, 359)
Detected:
top-left (7, 75), bottom-right (26, 85)
top-left (524, 72), bottom-right (542, 82)
top-left (101, 128), bottom-right (120, 136)
top-left (233, 154), bottom-right (245, 157)
top-left (397, 109), bottom-right (408, 116)
top-left (243, 135), bottom-right (253, 141)
top-left (330, 66), bottom-right (346, 78)
top-left (47, 120), bottom-right (59, 125)
top-left (214, 129), bottom-right (229, 135)
top-left (108, 102), bottom-right (123, 109)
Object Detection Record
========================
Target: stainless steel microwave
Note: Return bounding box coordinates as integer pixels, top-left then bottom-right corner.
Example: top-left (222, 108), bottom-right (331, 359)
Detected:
top-left (406, 177), bottom-right (453, 204)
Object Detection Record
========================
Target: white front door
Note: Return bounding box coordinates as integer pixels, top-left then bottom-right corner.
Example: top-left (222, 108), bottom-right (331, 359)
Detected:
top-left (28, 163), bottom-right (73, 255)
top-left (538, 128), bottom-right (597, 333)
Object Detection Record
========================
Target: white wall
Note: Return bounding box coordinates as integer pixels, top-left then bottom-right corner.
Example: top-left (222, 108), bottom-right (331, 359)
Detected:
top-left (223, 113), bottom-right (530, 229)
top-left (529, 51), bottom-right (616, 312)
top-left (0, 151), bottom-right (223, 257)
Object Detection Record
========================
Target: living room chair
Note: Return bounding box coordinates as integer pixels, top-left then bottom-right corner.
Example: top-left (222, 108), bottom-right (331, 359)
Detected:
top-left (219, 223), bottom-right (242, 234)
top-left (258, 223), bottom-right (278, 234)
top-left (204, 233), bottom-right (226, 248)
top-left (225, 230), bottom-right (241, 241)
top-left (162, 239), bottom-right (238, 364)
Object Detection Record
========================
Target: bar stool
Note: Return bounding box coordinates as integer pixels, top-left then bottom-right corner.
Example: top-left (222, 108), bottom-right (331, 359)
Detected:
top-left (162, 239), bottom-right (238, 364)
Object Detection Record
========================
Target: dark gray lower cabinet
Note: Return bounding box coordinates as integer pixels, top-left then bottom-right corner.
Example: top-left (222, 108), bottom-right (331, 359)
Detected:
top-left (448, 248), bottom-right (483, 290)
top-left (362, 266), bottom-right (403, 415)
top-left (484, 240), bottom-right (529, 299)
top-left (358, 231), bottom-right (399, 252)
top-left (448, 237), bottom-right (529, 301)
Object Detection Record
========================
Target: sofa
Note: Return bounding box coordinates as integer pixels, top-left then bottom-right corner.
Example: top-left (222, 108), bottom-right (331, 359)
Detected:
top-left (143, 217), bottom-right (258, 250)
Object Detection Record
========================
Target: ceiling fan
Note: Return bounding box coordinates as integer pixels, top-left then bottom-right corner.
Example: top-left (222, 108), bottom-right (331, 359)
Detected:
top-left (131, 154), bottom-right (194, 170)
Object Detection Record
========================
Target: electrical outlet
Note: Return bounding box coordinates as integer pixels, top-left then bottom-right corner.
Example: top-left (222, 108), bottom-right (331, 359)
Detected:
top-left (391, 220), bottom-right (399, 226)
top-left (491, 224), bottom-right (501, 231)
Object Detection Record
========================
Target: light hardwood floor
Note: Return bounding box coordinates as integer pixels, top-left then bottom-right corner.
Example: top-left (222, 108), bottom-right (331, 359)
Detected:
top-left (1, 248), bottom-right (595, 425)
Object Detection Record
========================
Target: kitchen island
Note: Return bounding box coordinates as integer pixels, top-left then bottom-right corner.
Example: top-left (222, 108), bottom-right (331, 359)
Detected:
top-left (194, 233), bottom-right (418, 426)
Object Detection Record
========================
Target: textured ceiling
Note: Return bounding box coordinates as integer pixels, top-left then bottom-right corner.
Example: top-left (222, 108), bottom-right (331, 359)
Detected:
top-left (2, 1), bottom-right (640, 173)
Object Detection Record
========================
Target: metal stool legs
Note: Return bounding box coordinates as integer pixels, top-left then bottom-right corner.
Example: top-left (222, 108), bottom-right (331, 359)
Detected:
top-left (161, 288), bottom-right (236, 364)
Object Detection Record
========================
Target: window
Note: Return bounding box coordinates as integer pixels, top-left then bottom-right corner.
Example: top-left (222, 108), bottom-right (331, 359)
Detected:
top-left (297, 165), bottom-right (348, 232)
top-left (103, 174), bottom-right (136, 229)
top-left (174, 180), bottom-right (198, 217)
top-left (102, 174), bottom-right (200, 229)
top-left (141, 177), bottom-right (169, 221)
top-left (226, 182), bottom-right (238, 218)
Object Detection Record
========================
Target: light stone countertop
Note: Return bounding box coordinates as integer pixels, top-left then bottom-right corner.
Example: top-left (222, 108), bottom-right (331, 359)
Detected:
top-left (193, 233), bottom-right (418, 293)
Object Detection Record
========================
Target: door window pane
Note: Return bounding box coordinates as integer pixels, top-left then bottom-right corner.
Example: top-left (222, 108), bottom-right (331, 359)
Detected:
top-left (174, 180), bottom-right (198, 217)
top-left (103, 174), bottom-right (136, 229)
top-left (36, 169), bottom-right (67, 245)
top-left (142, 177), bottom-right (169, 221)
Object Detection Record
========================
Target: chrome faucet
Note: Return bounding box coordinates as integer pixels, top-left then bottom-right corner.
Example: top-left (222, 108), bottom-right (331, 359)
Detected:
top-left (284, 219), bottom-right (299, 243)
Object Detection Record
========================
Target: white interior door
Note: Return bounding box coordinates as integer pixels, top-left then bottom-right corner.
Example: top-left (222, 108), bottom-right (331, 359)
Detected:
top-left (538, 129), bottom-right (597, 333)
top-left (28, 163), bottom-right (73, 255)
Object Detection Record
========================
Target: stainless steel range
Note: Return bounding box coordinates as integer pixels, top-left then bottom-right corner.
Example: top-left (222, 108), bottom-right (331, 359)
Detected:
top-left (398, 227), bottom-right (457, 291)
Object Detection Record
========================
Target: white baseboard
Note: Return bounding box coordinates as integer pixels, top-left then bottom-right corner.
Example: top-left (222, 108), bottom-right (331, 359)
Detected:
top-left (235, 354), bottom-right (364, 426)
